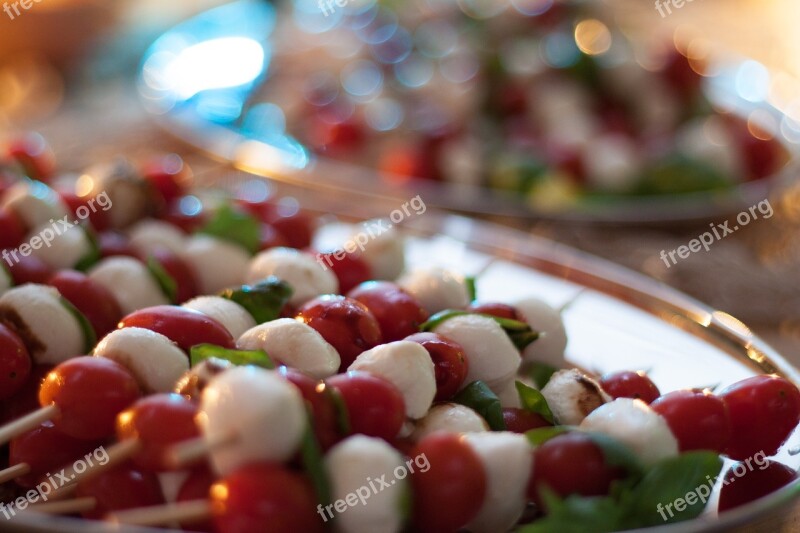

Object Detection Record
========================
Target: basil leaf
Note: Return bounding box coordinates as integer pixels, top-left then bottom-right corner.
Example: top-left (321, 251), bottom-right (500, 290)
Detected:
top-left (465, 276), bottom-right (477, 302)
top-left (529, 362), bottom-right (558, 389)
top-left (420, 310), bottom-right (539, 350)
top-left (453, 381), bottom-right (505, 431)
top-left (59, 297), bottom-right (96, 353)
top-left (325, 383), bottom-right (351, 435)
top-left (198, 204), bottom-right (260, 255)
top-left (515, 381), bottom-right (554, 423)
top-left (74, 226), bottom-right (101, 272)
top-left (190, 344), bottom-right (274, 369)
top-left (584, 432), bottom-right (644, 477)
top-left (524, 426), bottom-right (572, 446)
top-left (219, 277), bottom-right (293, 324)
top-left (419, 309), bottom-right (470, 332)
top-left (518, 491), bottom-right (624, 533)
top-left (147, 256), bottom-right (178, 303)
top-left (300, 415), bottom-right (332, 509)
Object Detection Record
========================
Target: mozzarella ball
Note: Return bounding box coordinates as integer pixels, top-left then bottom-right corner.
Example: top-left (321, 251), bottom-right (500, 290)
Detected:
top-left (1, 181), bottom-right (70, 230)
top-left (582, 135), bottom-right (642, 192)
top-left (580, 398), bottom-right (679, 467)
top-left (398, 268), bottom-right (470, 314)
top-left (411, 403), bottom-right (488, 441)
top-left (128, 220), bottom-right (187, 256)
top-left (0, 284), bottom-right (84, 365)
top-left (182, 296), bottom-right (256, 340)
top-left (351, 221), bottom-right (405, 281)
top-left (324, 435), bottom-right (408, 533)
top-left (541, 369), bottom-right (610, 426)
top-left (246, 247), bottom-right (338, 307)
top-left (515, 298), bottom-right (567, 369)
top-left (180, 235), bottom-right (250, 295)
top-left (237, 318), bottom-right (340, 379)
top-left (200, 366), bottom-right (306, 476)
top-left (94, 327), bottom-right (188, 394)
top-left (84, 160), bottom-right (150, 229)
top-left (26, 223), bottom-right (92, 270)
top-left (348, 341), bottom-right (436, 419)
top-left (433, 314), bottom-right (520, 393)
top-left (89, 257), bottom-right (170, 314)
top-left (496, 380), bottom-right (523, 409)
top-left (677, 117), bottom-right (744, 180)
top-left (464, 432), bottom-right (532, 533)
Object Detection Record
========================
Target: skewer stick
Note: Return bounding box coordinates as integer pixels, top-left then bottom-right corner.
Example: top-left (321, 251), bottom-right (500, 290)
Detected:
top-left (25, 497), bottom-right (97, 515)
top-left (0, 463), bottom-right (31, 484)
top-left (49, 439), bottom-right (143, 500)
top-left (0, 404), bottom-right (59, 446)
top-left (166, 432), bottom-right (236, 469)
top-left (107, 500), bottom-right (213, 527)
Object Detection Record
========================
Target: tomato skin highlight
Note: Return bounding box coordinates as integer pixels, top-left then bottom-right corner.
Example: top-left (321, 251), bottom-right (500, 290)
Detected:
top-left (718, 459), bottom-right (797, 512)
top-left (405, 332), bottom-right (468, 401)
top-left (651, 389), bottom-right (731, 453)
top-left (600, 371), bottom-right (661, 404)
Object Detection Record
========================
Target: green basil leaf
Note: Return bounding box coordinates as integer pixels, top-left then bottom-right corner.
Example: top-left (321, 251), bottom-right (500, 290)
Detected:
top-left (325, 383), bottom-right (351, 435)
top-left (198, 204), bottom-right (260, 255)
top-left (584, 432), bottom-right (644, 477)
top-left (524, 426), bottom-right (572, 446)
top-left (529, 362), bottom-right (558, 389)
top-left (74, 226), bottom-right (101, 272)
top-left (518, 491), bottom-right (624, 533)
top-left (465, 276), bottom-right (477, 302)
top-left (59, 297), bottom-right (96, 353)
top-left (515, 381), bottom-right (554, 423)
top-left (300, 414), bottom-right (332, 509)
top-left (190, 344), bottom-right (274, 369)
top-left (147, 256), bottom-right (178, 303)
top-left (453, 380), bottom-right (506, 431)
top-left (419, 309), bottom-right (470, 332)
top-left (219, 277), bottom-right (293, 324)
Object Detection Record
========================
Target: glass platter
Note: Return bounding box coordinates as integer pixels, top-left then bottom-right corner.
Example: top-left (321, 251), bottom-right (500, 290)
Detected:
top-left (5, 173), bottom-right (800, 532)
top-left (137, 0), bottom-right (800, 223)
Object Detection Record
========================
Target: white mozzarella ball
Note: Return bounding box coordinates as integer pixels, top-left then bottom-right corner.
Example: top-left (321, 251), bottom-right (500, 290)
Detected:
top-left (0, 266), bottom-right (11, 296)
top-left (411, 403), bottom-right (488, 441)
top-left (1, 181), bottom-right (70, 230)
top-left (582, 135), bottom-right (642, 192)
top-left (349, 341), bottom-right (436, 419)
top-left (174, 357), bottom-right (235, 399)
top-left (84, 161), bottom-right (149, 229)
top-left (182, 296), bottom-right (256, 339)
top-left (128, 220), bottom-right (187, 256)
top-left (580, 398), bottom-right (679, 467)
top-left (0, 284), bottom-right (84, 365)
top-left (433, 314), bottom-right (520, 393)
top-left (496, 380), bottom-right (522, 409)
top-left (350, 221), bottom-right (406, 281)
top-left (88, 257), bottom-right (170, 314)
top-left (200, 366), bottom-right (306, 476)
top-left (26, 223), bottom-right (91, 270)
top-left (515, 298), bottom-right (567, 369)
top-left (676, 117), bottom-right (744, 180)
top-left (464, 432), bottom-right (532, 533)
top-left (324, 435), bottom-right (407, 533)
top-left (180, 235), bottom-right (250, 295)
top-left (398, 268), bottom-right (470, 314)
top-left (237, 318), bottom-right (340, 379)
top-left (94, 327), bottom-right (188, 393)
top-left (246, 247), bottom-right (338, 307)
top-left (541, 369), bottom-right (610, 426)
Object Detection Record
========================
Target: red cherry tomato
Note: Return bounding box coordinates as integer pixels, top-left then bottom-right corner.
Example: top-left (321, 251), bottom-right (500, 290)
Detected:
top-left (119, 306), bottom-right (234, 354)
top-left (177, 466), bottom-right (217, 532)
top-left (661, 50), bottom-right (704, 105)
top-left (0, 208), bottom-right (25, 250)
top-left (98, 231), bottom-right (139, 259)
top-left (296, 296), bottom-right (382, 370)
top-left (142, 154), bottom-right (191, 210)
top-left (47, 270), bottom-right (123, 339)
top-left (144, 248), bottom-right (199, 304)
top-left (58, 191), bottom-right (110, 232)
top-left (405, 332), bottom-right (468, 401)
top-left (278, 367), bottom-right (341, 451)
top-left (651, 389), bottom-right (731, 453)
top-left (347, 281), bottom-right (429, 342)
top-left (211, 463), bottom-right (324, 533)
top-left (600, 371), bottom-right (661, 404)
top-left (720, 375), bottom-right (800, 460)
top-left (321, 252), bottom-right (372, 295)
top-left (6, 254), bottom-right (52, 285)
top-left (6, 133), bottom-right (55, 182)
top-left (76, 463), bottom-right (165, 519)
top-left (258, 223), bottom-right (290, 251)
top-left (502, 407), bottom-right (552, 434)
top-left (39, 356), bottom-right (141, 440)
top-left (468, 302), bottom-right (520, 321)
top-left (528, 432), bottom-right (624, 506)
top-left (718, 460), bottom-right (797, 512)
top-left (116, 393), bottom-right (200, 471)
top-left (161, 197), bottom-right (208, 234)
top-left (410, 432), bottom-right (487, 533)
top-left (0, 323), bottom-right (31, 401)
top-left (326, 371), bottom-right (405, 441)
top-left (266, 210), bottom-right (314, 250)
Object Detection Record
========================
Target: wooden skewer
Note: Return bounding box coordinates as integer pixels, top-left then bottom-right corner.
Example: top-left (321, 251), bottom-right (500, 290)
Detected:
top-left (0, 463), bottom-right (31, 484)
top-left (166, 432), bottom-right (236, 470)
top-left (107, 500), bottom-right (213, 527)
top-left (49, 439), bottom-right (143, 500)
top-left (24, 497), bottom-right (97, 515)
top-left (0, 404), bottom-right (59, 447)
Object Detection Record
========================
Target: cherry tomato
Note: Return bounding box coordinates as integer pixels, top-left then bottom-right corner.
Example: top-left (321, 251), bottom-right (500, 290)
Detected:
top-left (347, 281), bottom-right (429, 342)
top-left (600, 371), bottom-right (661, 404)
top-left (502, 407), bottom-right (552, 434)
top-left (0, 208), bottom-right (25, 250)
top-left (211, 463), bottom-right (324, 533)
top-left (265, 210), bottom-right (314, 250)
top-left (410, 432), bottom-right (487, 533)
top-left (651, 389), bottom-right (731, 453)
top-left (278, 367), bottom-right (340, 451)
top-left (144, 248), bottom-right (199, 304)
top-left (161, 197), bottom-right (208, 234)
top-left (6, 133), bottom-right (55, 182)
top-left (718, 460), bottom-right (797, 512)
top-left (116, 393), bottom-right (200, 471)
top-left (142, 154), bottom-right (191, 210)
top-left (326, 371), bottom-right (405, 441)
top-left (0, 323), bottom-right (31, 401)
top-left (528, 432), bottom-right (624, 506)
top-left (405, 332), bottom-right (468, 401)
top-left (322, 252), bottom-right (371, 295)
top-left (6, 254), bottom-right (52, 285)
top-left (720, 375), bottom-right (800, 460)
top-left (177, 466), bottom-right (217, 532)
top-left (119, 305), bottom-right (234, 354)
top-left (258, 223), bottom-right (289, 251)
top-left (47, 270), bottom-right (123, 339)
top-left (296, 296), bottom-right (382, 370)
top-left (59, 191), bottom-right (110, 232)
top-left (98, 231), bottom-right (139, 259)
top-left (39, 356), bottom-right (141, 440)
top-left (661, 50), bottom-right (703, 105)
top-left (468, 302), bottom-right (520, 321)
top-left (76, 463), bottom-right (165, 520)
